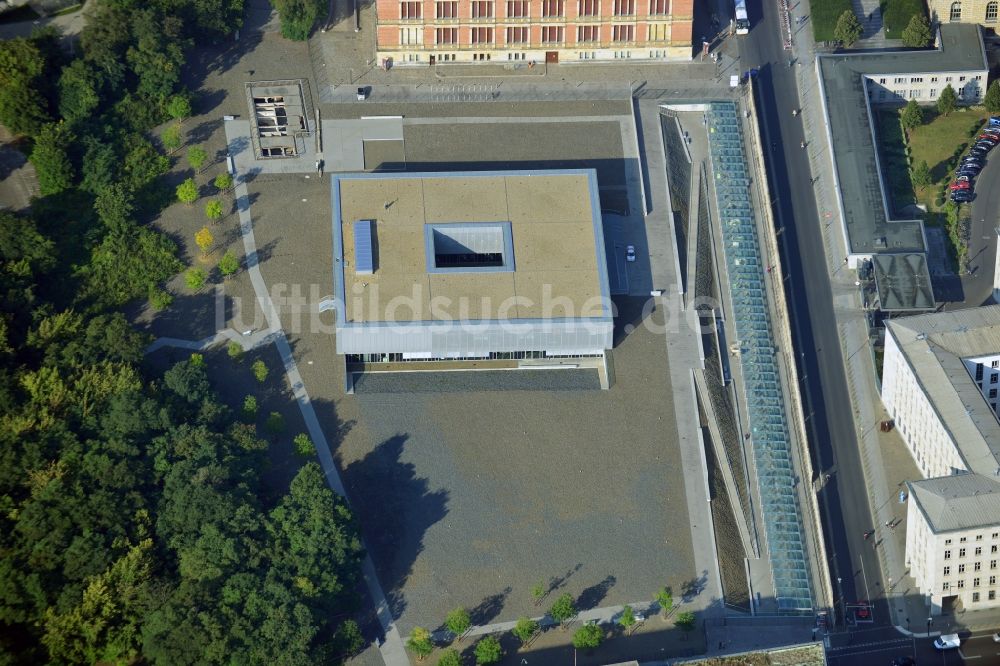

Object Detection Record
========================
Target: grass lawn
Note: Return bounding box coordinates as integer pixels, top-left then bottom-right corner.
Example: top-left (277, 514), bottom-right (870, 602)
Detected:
top-left (908, 107), bottom-right (986, 210)
top-left (812, 0), bottom-right (853, 43)
top-left (880, 0), bottom-right (927, 40)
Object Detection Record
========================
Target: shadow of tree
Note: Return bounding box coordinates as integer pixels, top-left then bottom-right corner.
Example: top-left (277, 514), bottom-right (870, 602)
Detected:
top-left (680, 570), bottom-right (709, 603)
top-left (468, 586), bottom-right (512, 626)
top-left (546, 563), bottom-right (583, 597)
top-left (577, 575), bottom-right (616, 611)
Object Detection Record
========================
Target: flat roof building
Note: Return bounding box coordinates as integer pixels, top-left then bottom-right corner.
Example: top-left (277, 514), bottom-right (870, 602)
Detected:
top-left (881, 306), bottom-right (1000, 613)
top-left (330, 170), bottom-right (614, 387)
top-left (816, 24), bottom-right (988, 311)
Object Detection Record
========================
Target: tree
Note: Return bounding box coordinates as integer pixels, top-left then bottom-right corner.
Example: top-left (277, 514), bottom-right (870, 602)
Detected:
top-left (445, 607), bottom-right (471, 641)
top-left (834, 10), bottom-right (863, 47)
top-left (901, 14), bottom-right (932, 48)
top-left (149, 288), bottom-right (173, 309)
top-left (167, 94), bottom-right (192, 122)
top-left (57, 59), bottom-right (101, 125)
top-left (272, 0), bottom-right (325, 40)
top-left (176, 178), bottom-right (198, 205)
top-left (654, 587), bottom-right (673, 619)
top-left (252, 359), bottom-right (268, 382)
top-left (265, 411), bottom-right (285, 435)
top-left (513, 616), bottom-right (539, 645)
top-left (619, 605), bottom-right (637, 635)
top-left (227, 341), bottom-right (243, 360)
top-left (194, 226), bottom-right (214, 255)
top-left (30, 122), bottom-right (75, 195)
top-left (188, 146), bottom-right (208, 171)
top-left (185, 267), bottom-right (206, 290)
top-left (293, 432), bottom-right (314, 456)
top-left (333, 619), bottom-right (365, 658)
top-left (571, 623), bottom-right (603, 649)
top-left (0, 37), bottom-right (52, 136)
top-left (900, 98), bottom-right (923, 133)
top-left (205, 200), bottom-right (224, 222)
top-left (162, 123), bottom-right (183, 152)
top-left (938, 84), bottom-right (957, 115)
top-left (219, 250), bottom-right (239, 276)
top-left (214, 172), bottom-right (234, 192)
top-left (531, 582), bottom-right (546, 605)
top-left (474, 635), bottom-right (502, 665)
top-left (674, 610), bottom-right (696, 635)
top-left (985, 80), bottom-right (1000, 115)
top-left (94, 183), bottom-right (135, 232)
top-left (437, 649), bottom-right (461, 666)
top-left (912, 160), bottom-right (931, 189)
top-left (549, 593), bottom-right (576, 629)
top-left (406, 627), bottom-right (434, 661)
top-left (242, 394), bottom-right (258, 420)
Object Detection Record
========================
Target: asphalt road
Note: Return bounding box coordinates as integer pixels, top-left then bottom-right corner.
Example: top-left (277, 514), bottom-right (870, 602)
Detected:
top-left (967, 155), bottom-right (1000, 307)
top-left (826, 627), bottom-right (1000, 666)
top-left (734, 0), bottom-right (889, 626)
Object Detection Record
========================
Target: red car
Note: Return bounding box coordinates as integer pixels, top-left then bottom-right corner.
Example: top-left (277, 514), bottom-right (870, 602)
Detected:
top-left (978, 134), bottom-right (999, 144)
top-left (951, 181), bottom-right (971, 190)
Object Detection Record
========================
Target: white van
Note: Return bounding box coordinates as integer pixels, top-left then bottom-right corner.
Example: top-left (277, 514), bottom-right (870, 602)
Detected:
top-left (933, 633), bottom-right (960, 650)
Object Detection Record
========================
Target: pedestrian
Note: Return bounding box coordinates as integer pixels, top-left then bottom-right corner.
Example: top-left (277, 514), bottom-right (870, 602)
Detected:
top-left (885, 520), bottom-right (891, 528)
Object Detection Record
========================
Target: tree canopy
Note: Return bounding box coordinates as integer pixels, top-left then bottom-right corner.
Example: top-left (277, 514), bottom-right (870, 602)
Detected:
top-left (834, 10), bottom-right (863, 47)
top-left (901, 14), bottom-right (932, 48)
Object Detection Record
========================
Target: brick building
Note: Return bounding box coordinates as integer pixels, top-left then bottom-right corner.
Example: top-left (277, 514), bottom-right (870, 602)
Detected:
top-left (374, 0), bottom-right (693, 65)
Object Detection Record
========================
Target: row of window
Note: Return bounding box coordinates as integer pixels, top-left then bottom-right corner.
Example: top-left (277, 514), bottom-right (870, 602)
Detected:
top-left (420, 23), bottom-right (668, 43)
top-left (949, 1), bottom-right (999, 22)
top-left (943, 545), bottom-right (998, 559)
top-left (945, 532), bottom-right (1000, 545)
top-left (873, 87), bottom-right (976, 102)
top-left (944, 565), bottom-right (995, 576)
top-left (400, 0), bottom-right (671, 19)
top-left (878, 75), bottom-right (979, 85)
top-left (942, 578), bottom-right (997, 590)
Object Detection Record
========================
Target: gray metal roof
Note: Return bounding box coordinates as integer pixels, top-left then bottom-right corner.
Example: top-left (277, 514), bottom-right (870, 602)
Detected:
top-left (872, 253), bottom-right (934, 311)
top-left (887, 306), bottom-right (1000, 476)
top-left (908, 473), bottom-right (1000, 533)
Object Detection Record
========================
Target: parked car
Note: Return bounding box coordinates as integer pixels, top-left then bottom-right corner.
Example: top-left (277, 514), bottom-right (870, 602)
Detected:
top-left (951, 181), bottom-right (971, 190)
top-left (933, 633), bottom-right (961, 650)
top-left (981, 130), bottom-right (1000, 140)
top-left (962, 155), bottom-right (985, 164)
top-left (970, 148), bottom-right (989, 158)
top-left (958, 165), bottom-right (982, 175)
top-left (956, 175), bottom-right (970, 182)
top-left (989, 116), bottom-right (1000, 128)
top-left (951, 192), bottom-right (974, 203)
top-left (976, 140), bottom-right (996, 151)
top-left (978, 134), bottom-right (999, 143)
top-left (992, 631), bottom-right (1000, 642)
top-left (626, 245), bottom-right (636, 262)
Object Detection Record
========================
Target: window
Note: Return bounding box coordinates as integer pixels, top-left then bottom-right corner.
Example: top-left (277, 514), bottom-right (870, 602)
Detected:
top-left (400, 1), bottom-right (422, 18)
top-left (879, 77), bottom-right (887, 84)
top-left (944, 566), bottom-right (952, 576)
top-left (946, 550), bottom-right (952, 559)
top-left (975, 577), bottom-right (981, 587)
top-left (613, 0), bottom-right (634, 14)
top-left (506, 26), bottom-right (528, 42)
top-left (961, 537), bottom-right (968, 543)
top-left (961, 548), bottom-right (967, 557)
top-left (649, 0), bottom-right (669, 13)
top-left (577, 24), bottom-right (599, 41)
top-left (991, 590), bottom-right (997, 600)
top-left (951, 1), bottom-right (962, 21)
top-left (993, 545), bottom-right (998, 553)
top-left (973, 592), bottom-right (981, 602)
top-left (991, 576), bottom-right (997, 585)
top-left (911, 89), bottom-right (921, 99)
top-left (471, 26), bottom-right (494, 42)
top-left (931, 76), bottom-right (939, 82)
top-left (992, 560), bottom-right (998, 569)
top-left (959, 564), bottom-right (966, 573)
top-left (960, 76), bottom-right (967, 82)
top-left (436, 0), bottom-right (458, 17)
top-left (472, 0), bottom-right (493, 17)
top-left (894, 77), bottom-right (906, 84)
top-left (991, 389), bottom-right (997, 398)
top-left (977, 547), bottom-right (983, 556)
top-left (542, 0), bottom-right (564, 15)
top-left (648, 22), bottom-right (668, 41)
top-left (975, 562), bottom-right (982, 571)
top-left (911, 77), bottom-right (923, 83)
top-left (991, 374), bottom-right (998, 384)
top-left (507, 0), bottom-right (529, 16)
top-left (436, 27), bottom-right (458, 43)
top-left (946, 76), bottom-right (953, 81)
top-left (992, 361), bottom-right (999, 369)
top-left (958, 579), bottom-right (966, 588)
top-left (613, 24), bottom-right (634, 41)
top-left (946, 539), bottom-right (953, 545)
top-left (943, 581), bottom-right (951, 591)
top-left (400, 26), bottom-right (422, 44)
top-left (541, 25), bottom-right (564, 41)
top-left (994, 532), bottom-right (999, 538)
top-left (578, 0), bottom-right (598, 16)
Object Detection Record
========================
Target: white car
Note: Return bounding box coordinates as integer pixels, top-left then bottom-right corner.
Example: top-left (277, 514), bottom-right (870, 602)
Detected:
top-left (933, 633), bottom-right (960, 650)
top-left (626, 245), bottom-right (636, 262)
top-left (993, 631), bottom-right (1000, 643)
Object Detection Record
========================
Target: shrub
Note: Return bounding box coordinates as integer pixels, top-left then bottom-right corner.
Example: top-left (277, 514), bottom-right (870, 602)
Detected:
top-left (227, 341), bottom-right (243, 360)
top-left (205, 199), bottom-right (224, 222)
top-left (252, 359), bottom-right (268, 382)
top-left (214, 172), bottom-right (233, 192)
top-left (176, 177), bottom-right (198, 204)
top-left (474, 635), bottom-right (502, 665)
top-left (833, 10), bottom-right (862, 47)
top-left (293, 432), bottom-right (314, 456)
top-left (219, 250), bottom-right (239, 276)
top-left (571, 623), bottom-right (603, 649)
top-left (265, 411), bottom-right (285, 435)
top-left (149, 287), bottom-right (173, 309)
top-left (187, 146), bottom-right (208, 171)
top-left (242, 394), bottom-right (257, 420)
top-left (184, 267), bottom-right (206, 291)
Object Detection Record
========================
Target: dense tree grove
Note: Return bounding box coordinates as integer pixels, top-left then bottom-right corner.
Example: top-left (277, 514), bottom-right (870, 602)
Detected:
top-left (0, 0), bottom-right (369, 662)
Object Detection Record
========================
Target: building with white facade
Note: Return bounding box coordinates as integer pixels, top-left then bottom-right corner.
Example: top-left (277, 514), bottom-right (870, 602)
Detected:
top-left (881, 306), bottom-right (1000, 613)
top-left (330, 170), bottom-right (615, 389)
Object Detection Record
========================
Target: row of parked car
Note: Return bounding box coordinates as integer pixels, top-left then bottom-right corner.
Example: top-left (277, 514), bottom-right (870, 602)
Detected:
top-left (951, 116), bottom-right (1000, 203)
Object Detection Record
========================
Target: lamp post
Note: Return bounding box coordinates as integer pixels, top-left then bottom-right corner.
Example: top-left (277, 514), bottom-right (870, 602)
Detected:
top-left (837, 576), bottom-right (844, 629)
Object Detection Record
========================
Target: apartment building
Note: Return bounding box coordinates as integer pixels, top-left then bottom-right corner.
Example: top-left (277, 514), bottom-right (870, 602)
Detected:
top-left (881, 306), bottom-right (1000, 613)
top-left (928, 0), bottom-right (1000, 26)
top-left (374, 0), bottom-right (694, 65)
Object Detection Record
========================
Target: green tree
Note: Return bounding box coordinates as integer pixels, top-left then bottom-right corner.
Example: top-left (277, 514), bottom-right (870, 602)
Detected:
top-left (513, 616), bottom-right (539, 644)
top-left (242, 394), bottom-right (258, 420)
top-left (214, 172), bottom-right (234, 192)
top-left (912, 160), bottom-right (931, 189)
top-left (162, 123), bottom-right (183, 152)
top-left (619, 605), bottom-right (637, 635)
top-left (900, 98), bottom-right (923, 133)
top-left (273, 0), bottom-right (325, 40)
top-left (474, 635), bottom-right (502, 665)
top-left (445, 607), bottom-right (472, 641)
top-left (293, 432), bottom-right (314, 456)
top-left (674, 610), bottom-right (696, 633)
top-left (572, 623), bottom-right (603, 649)
top-left (437, 649), bottom-right (462, 666)
top-left (188, 146), bottom-right (208, 171)
top-left (252, 359), bottom-right (268, 382)
top-left (195, 226), bottom-right (214, 255)
top-left (227, 341), bottom-right (243, 360)
top-left (406, 627), bottom-right (434, 661)
top-left (938, 84), bottom-right (957, 115)
top-left (149, 287), bottom-right (173, 309)
top-left (901, 14), bottom-right (932, 48)
top-left (205, 199), bottom-right (224, 222)
top-left (94, 183), bottom-right (135, 231)
top-left (334, 619), bottom-right (365, 658)
top-left (176, 178), bottom-right (198, 205)
top-left (0, 37), bottom-right (52, 136)
top-left (265, 411), bottom-right (285, 434)
top-left (57, 59), bottom-right (101, 125)
top-left (30, 122), bottom-right (75, 195)
top-left (166, 94), bottom-right (192, 122)
top-left (219, 250), bottom-right (239, 276)
top-left (654, 587), bottom-right (673, 619)
top-left (184, 267), bottom-right (206, 290)
top-left (834, 10), bottom-right (863, 47)
top-left (549, 593), bottom-right (576, 629)
top-left (85, 223), bottom-right (182, 306)
top-left (531, 582), bottom-right (546, 605)
top-left (984, 80), bottom-right (1000, 114)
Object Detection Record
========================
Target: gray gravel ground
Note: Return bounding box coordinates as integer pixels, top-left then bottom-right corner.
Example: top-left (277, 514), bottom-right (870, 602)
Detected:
top-left (324, 99), bottom-right (632, 120)
top-left (353, 369), bottom-right (602, 393)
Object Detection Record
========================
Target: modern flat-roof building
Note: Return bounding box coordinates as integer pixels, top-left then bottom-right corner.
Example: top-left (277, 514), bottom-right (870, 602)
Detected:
top-left (816, 24), bottom-right (987, 311)
top-left (330, 170), bottom-right (614, 387)
top-left (373, 0), bottom-right (693, 65)
top-left (881, 306), bottom-right (1000, 613)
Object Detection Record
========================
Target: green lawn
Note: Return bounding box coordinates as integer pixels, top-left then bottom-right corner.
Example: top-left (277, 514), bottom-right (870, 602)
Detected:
top-left (880, 0), bottom-right (927, 40)
top-left (812, 0), bottom-right (853, 43)
top-left (908, 107), bottom-right (986, 209)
